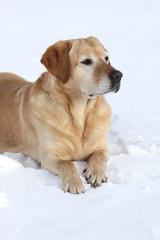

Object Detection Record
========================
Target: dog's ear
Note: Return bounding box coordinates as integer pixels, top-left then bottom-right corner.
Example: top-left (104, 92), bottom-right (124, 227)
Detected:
top-left (40, 41), bottom-right (72, 84)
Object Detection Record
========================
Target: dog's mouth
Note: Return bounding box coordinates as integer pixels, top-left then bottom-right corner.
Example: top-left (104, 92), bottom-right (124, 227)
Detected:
top-left (88, 83), bottom-right (121, 98)
top-left (111, 83), bottom-right (121, 93)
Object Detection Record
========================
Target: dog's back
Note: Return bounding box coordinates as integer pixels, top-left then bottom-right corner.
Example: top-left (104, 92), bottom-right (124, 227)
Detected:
top-left (0, 73), bottom-right (32, 153)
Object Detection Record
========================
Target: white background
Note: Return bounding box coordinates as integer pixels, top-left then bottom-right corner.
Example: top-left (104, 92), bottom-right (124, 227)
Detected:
top-left (0, 1), bottom-right (160, 239)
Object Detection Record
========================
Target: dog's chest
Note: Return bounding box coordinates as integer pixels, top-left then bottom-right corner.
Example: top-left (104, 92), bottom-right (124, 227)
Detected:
top-left (41, 96), bottom-right (110, 161)
top-left (51, 110), bottom-right (108, 161)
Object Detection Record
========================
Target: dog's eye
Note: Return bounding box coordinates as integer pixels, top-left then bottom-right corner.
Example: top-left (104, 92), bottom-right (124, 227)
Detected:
top-left (81, 59), bottom-right (92, 65)
top-left (105, 56), bottom-right (109, 62)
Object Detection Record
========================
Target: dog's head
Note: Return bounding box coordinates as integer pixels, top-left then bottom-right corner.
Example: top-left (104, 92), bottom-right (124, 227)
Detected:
top-left (41, 37), bottom-right (123, 98)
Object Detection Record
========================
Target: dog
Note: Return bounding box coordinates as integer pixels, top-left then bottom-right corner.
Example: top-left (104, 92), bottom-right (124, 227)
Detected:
top-left (0, 37), bottom-right (122, 194)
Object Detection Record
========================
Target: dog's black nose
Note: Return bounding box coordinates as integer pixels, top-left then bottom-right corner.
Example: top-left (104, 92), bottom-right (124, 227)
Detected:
top-left (109, 70), bottom-right (123, 82)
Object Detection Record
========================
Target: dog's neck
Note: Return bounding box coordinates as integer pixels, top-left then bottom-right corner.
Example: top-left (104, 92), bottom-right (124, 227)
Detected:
top-left (56, 81), bottom-right (95, 129)
top-left (41, 72), bottom-right (97, 129)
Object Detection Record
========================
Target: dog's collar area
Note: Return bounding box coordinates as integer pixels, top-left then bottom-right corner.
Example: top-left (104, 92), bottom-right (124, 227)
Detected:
top-left (88, 91), bottom-right (109, 98)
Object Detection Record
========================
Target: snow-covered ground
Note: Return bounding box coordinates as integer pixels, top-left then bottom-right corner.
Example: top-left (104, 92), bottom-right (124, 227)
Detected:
top-left (0, 0), bottom-right (160, 239)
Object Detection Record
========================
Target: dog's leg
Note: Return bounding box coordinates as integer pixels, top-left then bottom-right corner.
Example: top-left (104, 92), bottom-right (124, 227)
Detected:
top-left (83, 151), bottom-right (107, 188)
top-left (42, 159), bottom-right (85, 194)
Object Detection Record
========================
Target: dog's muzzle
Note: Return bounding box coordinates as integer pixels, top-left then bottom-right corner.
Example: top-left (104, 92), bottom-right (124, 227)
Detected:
top-left (109, 70), bottom-right (123, 93)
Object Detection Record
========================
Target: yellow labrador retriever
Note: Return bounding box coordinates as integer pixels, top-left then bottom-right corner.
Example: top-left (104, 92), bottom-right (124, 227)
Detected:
top-left (0, 37), bottom-right (122, 194)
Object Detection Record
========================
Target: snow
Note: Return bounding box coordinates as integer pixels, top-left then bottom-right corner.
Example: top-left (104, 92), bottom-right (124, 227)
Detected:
top-left (0, 0), bottom-right (160, 239)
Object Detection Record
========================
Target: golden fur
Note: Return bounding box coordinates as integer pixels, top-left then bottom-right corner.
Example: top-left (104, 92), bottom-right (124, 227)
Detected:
top-left (0, 37), bottom-right (122, 194)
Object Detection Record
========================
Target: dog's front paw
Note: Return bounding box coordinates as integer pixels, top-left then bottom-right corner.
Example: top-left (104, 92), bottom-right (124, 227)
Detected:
top-left (83, 168), bottom-right (107, 188)
top-left (61, 175), bottom-right (85, 194)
